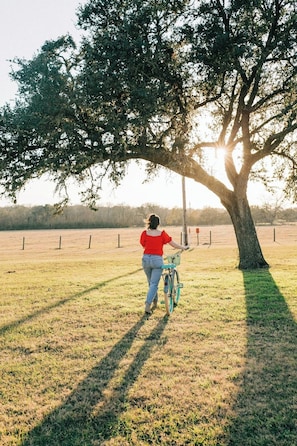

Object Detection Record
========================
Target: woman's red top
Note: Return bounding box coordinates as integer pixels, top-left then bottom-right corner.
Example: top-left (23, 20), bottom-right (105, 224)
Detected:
top-left (140, 230), bottom-right (172, 256)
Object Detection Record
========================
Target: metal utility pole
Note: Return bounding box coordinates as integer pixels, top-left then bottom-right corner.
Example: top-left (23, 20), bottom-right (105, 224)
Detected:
top-left (182, 176), bottom-right (188, 246)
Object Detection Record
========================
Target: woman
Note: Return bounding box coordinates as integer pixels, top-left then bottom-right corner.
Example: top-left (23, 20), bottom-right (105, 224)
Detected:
top-left (140, 213), bottom-right (187, 315)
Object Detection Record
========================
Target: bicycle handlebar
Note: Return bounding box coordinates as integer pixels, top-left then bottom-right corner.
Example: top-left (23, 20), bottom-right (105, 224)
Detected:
top-left (169, 247), bottom-right (191, 256)
top-left (163, 247), bottom-right (191, 266)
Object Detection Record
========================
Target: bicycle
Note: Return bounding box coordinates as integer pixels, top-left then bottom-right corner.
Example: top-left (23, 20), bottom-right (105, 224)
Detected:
top-left (161, 250), bottom-right (185, 316)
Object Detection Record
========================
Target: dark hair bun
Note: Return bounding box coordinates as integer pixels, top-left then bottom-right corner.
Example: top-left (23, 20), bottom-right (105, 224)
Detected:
top-left (147, 214), bottom-right (160, 229)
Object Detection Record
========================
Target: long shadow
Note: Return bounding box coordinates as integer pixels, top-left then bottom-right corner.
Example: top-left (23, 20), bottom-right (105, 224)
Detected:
top-left (0, 268), bottom-right (142, 336)
top-left (21, 316), bottom-right (168, 445)
top-left (228, 270), bottom-right (297, 445)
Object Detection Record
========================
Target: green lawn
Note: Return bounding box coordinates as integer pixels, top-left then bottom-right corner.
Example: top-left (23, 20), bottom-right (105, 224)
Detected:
top-left (1, 241), bottom-right (297, 445)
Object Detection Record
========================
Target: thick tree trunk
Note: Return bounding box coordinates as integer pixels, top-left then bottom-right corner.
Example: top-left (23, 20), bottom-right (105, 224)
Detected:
top-left (223, 195), bottom-right (269, 270)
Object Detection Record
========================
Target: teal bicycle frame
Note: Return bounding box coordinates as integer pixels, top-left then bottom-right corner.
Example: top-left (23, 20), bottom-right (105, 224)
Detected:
top-left (161, 251), bottom-right (184, 315)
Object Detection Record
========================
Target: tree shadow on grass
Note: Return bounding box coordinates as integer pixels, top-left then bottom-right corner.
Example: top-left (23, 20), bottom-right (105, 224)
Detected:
top-left (228, 270), bottom-right (297, 445)
top-left (21, 315), bottom-right (168, 446)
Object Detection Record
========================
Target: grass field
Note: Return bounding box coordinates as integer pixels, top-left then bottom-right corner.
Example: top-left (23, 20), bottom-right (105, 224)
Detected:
top-left (1, 226), bottom-right (297, 445)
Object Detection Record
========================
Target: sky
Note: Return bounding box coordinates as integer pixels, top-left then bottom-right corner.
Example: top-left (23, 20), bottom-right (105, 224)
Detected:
top-left (0, 0), bottom-right (277, 209)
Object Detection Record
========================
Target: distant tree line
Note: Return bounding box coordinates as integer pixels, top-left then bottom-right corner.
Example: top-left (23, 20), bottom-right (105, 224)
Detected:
top-left (0, 203), bottom-right (297, 231)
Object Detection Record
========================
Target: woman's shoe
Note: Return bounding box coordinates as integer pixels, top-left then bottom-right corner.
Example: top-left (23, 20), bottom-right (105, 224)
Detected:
top-left (151, 299), bottom-right (158, 310)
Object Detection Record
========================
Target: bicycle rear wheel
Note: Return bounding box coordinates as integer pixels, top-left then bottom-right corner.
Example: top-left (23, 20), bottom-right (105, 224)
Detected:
top-left (172, 269), bottom-right (181, 305)
top-left (164, 273), bottom-right (174, 316)
top-left (164, 271), bottom-right (181, 315)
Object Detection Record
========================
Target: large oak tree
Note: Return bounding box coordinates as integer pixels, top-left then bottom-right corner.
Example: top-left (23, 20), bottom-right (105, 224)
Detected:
top-left (1, 0), bottom-right (297, 269)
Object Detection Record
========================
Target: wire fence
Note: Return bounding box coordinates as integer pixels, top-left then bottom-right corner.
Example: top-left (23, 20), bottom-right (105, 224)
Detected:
top-left (0, 225), bottom-right (297, 258)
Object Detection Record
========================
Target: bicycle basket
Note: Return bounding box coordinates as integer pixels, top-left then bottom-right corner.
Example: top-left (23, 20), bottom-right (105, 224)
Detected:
top-left (166, 253), bottom-right (181, 266)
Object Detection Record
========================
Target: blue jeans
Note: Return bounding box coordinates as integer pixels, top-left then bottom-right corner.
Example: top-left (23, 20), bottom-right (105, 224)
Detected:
top-left (142, 254), bottom-right (163, 305)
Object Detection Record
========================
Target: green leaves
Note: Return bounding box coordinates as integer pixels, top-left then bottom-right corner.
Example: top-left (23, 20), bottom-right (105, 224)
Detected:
top-left (0, 0), bottom-right (297, 206)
